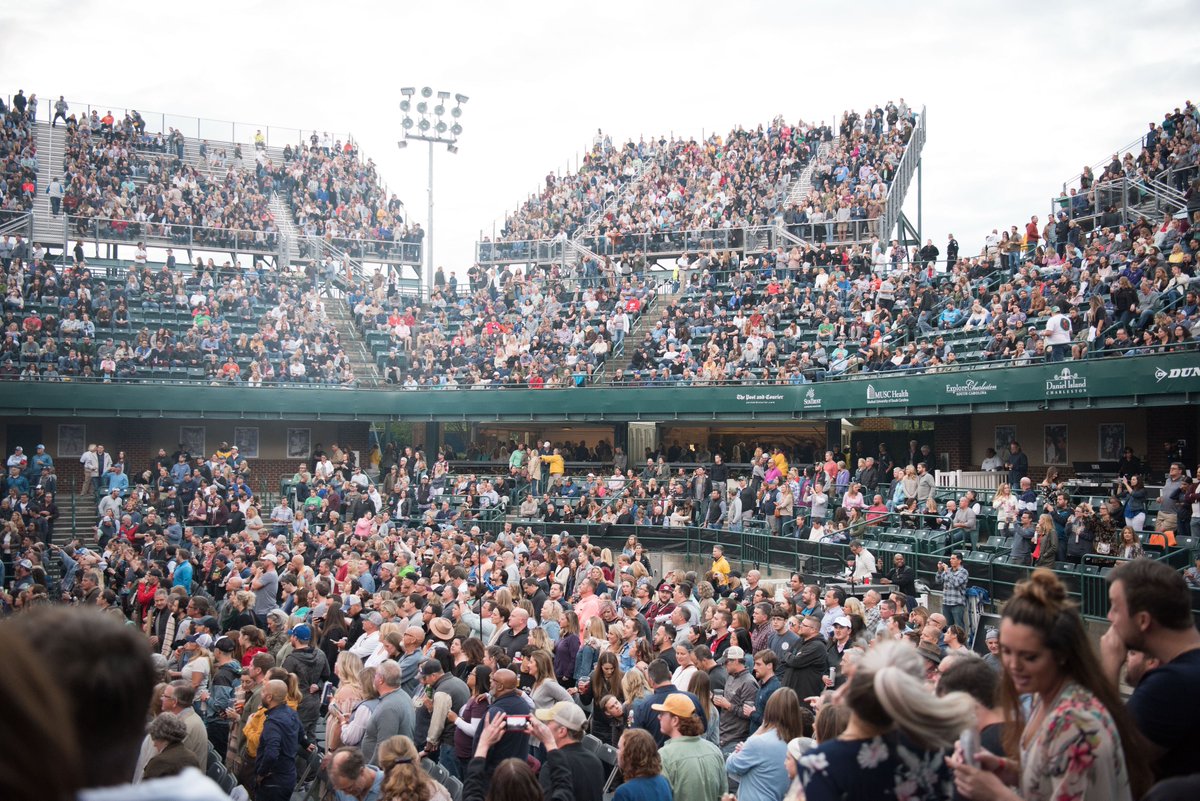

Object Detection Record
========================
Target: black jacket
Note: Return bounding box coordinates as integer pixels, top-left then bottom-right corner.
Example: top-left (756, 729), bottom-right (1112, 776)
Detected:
top-left (541, 742), bottom-right (606, 801)
top-left (783, 636), bottom-right (829, 700)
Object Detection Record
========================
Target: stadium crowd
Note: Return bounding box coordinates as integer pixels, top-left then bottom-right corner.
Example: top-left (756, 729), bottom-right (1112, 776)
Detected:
top-left (4, 92), bottom-right (1196, 393)
top-left (1058, 100), bottom-right (1200, 220)
top-left (0, 248), bottom-right (357, 386)
top-left (484, 115), bottom-right (828, 259)
top-left (270, 134), bottom-right (422, 263)
top-left (1, 433), bottom-right (1199, 801)
top-left (54, 105), bottom-right (279, 250)
top-left (0, 90), bottom-right (38, 214)
top-left (782, 100), bottom-right (917, 244)
top-left (350, 263), bottom-right (658, 388)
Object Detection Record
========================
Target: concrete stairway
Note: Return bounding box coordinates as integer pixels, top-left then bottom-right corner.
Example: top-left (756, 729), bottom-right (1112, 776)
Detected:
top-left (324, 296), bottom-right (381, 386)
top-left (600, 290), bottom-right (676, 379)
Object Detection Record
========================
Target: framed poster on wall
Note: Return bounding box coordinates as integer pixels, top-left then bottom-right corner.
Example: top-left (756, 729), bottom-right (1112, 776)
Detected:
top-left (1098, 424), bottom-right (1125, 462)
top-left (287, 428), bottom-right (311, 459)
top-left (234, 427), bottom-right (260, 459)
top-left (1044, 424), bottom-right (1068, 465)
top-left (57, 424), bottom-right (85, 458)
top-left (180, 426), bottom-right (206, 459)
top-left (994, 425), bottom-right (1017, 455)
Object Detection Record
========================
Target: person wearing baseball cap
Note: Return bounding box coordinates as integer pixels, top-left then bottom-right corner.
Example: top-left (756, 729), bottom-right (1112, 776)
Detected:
top-left (13, 558), bottom-right (35, 592)
top-left (530, 701), bottom-right (605, 801)
top-left (653, 693), bottom-right (728, 801)
top-left (207, 636), bottom-right (242, 753)
top-left (416, 658), bottom-right (471, 772)
top-left (283, 622), bottom-right (331, 740)
top-left (982, 627), bottom-right (1001, 673)
top-left (715, 645), bottom-right (757, 749)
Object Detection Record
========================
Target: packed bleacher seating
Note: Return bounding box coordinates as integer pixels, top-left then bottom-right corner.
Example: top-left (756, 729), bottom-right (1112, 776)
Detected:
top-left (784, 101), bottom-right (917, 244)
top-left (57, 110), bottom-right (279, 251)
top-left (575, 117), bottom-right (824, 254)
top-left (494, 130), bottom-right (658, 243)
top-left (3, 92), bottom-right (1197, 393)
top-left (483, 116), bottom-right (831, 261)
top-left (0, 90), bottom-right (37, 213)
top-left (0, 253), bottom-right (357, 386)
top-left (268, 136), bottom-right (422, 263)
top-left (349, 263), bottom-right (660, 387)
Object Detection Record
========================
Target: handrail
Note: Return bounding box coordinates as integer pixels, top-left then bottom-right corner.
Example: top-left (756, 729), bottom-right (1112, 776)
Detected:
top-left (23, 93), bottom-right (351, 150)
top-left (0, 210), bottom-right (32, 238)
top-left (66, 215), bottom-right (281, 257)
top-left (878, 107), bottom-right (926, 242)
top-left (1060, 134), bottom-right (1146, 193)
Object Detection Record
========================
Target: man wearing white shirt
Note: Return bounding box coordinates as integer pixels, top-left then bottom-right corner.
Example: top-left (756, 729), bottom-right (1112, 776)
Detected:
top-left (849, 540), bottom-right (877, 582)
top-left (350, 611), bottom-right (383, 660)
top-left (980, 448), bottom-right (1003, 472)
top-left (1043, 303), bottom-right (1073, 362)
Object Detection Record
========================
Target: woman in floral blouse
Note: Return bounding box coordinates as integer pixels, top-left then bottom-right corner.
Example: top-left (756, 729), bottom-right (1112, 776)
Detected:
top-left (797, 639), bottom-right (975, 801)
top-left (950, 569), bottom-right (1151, 801)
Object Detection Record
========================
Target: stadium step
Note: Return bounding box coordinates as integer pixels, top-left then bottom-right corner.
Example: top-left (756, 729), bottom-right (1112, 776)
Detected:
top-left (269, 192), bottom-right (302, 269)
top-left (325, 297), bottom-right (382, 386)
top-left (603, 289), bottom-right (677, 379)
top-left (784, 136), bottom-right (835, 209)
top-left (32, 121), bottom-right (69, 247)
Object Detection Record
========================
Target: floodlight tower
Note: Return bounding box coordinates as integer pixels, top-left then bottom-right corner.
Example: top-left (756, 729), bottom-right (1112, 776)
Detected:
top-left (398, 87), bottom-right (468, 294)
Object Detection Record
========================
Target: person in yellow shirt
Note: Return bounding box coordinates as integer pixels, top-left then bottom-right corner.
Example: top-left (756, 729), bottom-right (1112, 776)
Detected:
top-left (540, 447), bottom-right (565, 478)
top-left (711, 545), bottom-right (731, 587)
top-left (771, 447), bottom-right (788, 478)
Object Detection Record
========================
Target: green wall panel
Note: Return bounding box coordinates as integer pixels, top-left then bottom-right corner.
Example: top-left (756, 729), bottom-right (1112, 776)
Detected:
top-left (4, 352), bottom-right (1198, 421)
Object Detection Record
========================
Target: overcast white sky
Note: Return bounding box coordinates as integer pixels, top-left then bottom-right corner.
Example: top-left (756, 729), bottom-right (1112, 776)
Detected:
top-left (4, 0), bottom-right (1199, 273)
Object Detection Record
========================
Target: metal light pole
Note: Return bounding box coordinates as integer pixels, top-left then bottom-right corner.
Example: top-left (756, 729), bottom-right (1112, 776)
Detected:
top-left (398, 87), bottom-right (468, 294)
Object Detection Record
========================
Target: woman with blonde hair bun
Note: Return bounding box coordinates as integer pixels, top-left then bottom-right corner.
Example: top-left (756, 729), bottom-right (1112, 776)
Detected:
top-left (796, 639), bottom-right (975, 800)
top-left (378, 735), bottom-right (451, 801)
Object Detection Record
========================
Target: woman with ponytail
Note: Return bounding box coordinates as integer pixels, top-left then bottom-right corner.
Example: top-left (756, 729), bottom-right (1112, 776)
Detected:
top-left (950, 569), bottom-right (1150, 801)
top-left (796, 639), bottom-right (975, 800)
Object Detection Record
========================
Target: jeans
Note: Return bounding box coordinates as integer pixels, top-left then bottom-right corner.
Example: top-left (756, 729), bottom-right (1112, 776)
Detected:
top-left (438, 742), bottom-right (462, 779)
top-left (943, 603), bottom-right (966, 630)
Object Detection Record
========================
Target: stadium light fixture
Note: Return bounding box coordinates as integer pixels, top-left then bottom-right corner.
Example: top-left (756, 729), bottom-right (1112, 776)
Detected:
top-left (398, 85), bottom-right (468, 295)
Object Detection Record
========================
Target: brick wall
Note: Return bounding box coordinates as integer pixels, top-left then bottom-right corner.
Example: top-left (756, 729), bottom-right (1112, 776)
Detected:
top-left (934, 415), bottom-right (970, 472)
top-left (1147, 412), bottom-right (1198, 476)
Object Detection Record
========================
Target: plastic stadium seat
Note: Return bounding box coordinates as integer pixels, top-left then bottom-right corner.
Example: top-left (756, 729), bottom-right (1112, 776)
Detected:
top-left (1052, 561), bottom-right (1081, 595)
top-left (991, 555), bottom-right (1034, 597)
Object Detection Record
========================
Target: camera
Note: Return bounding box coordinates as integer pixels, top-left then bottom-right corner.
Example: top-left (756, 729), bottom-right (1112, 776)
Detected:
top-left (505, 715), bottom-right (529, 731)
